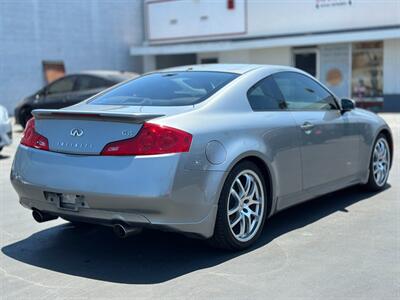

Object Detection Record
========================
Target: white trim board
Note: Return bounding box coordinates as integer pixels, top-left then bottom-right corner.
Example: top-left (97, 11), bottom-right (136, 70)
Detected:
top-left (130, 28), bottom-right (400, 56)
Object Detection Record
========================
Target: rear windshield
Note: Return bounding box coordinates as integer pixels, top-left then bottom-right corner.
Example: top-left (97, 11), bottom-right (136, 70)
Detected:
top-left (89, 71), bottom-right (238, 106)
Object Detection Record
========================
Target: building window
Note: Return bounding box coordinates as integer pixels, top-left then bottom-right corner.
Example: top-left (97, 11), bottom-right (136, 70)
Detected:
top-left (293, 48), bottom-right (318, 78)
top-left (156, 54), bottom-right (197, 69)
top-left (42, 61), bottom-right (65, 84)
top-left (200, 58), bottom-right (218, 64)
top-left (351, 41), bottom-right (383, 111)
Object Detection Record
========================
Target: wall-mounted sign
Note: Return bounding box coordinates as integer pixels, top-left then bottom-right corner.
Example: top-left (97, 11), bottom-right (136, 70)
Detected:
top-left (316, 0), bottom-right (352, 9)
top-left (146, 0), bottom-right (246, 43)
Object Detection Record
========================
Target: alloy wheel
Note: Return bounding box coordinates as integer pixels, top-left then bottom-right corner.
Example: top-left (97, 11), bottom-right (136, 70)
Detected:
top-left (227, 170), bottom-right (265, 243)
top-left (372, 138), bottom-right (390, 187)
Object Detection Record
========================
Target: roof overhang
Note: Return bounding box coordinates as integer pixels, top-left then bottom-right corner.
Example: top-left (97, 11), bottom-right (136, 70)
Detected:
top-left (130, 26), bottom-right (400, 56)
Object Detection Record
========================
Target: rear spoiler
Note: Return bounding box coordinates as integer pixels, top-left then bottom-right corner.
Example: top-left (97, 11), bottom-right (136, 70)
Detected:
top-left (32, 109), bottom-right (164, 124)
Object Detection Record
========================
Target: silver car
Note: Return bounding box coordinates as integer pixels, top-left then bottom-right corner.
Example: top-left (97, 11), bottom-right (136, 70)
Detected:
top-left (11, 64), bottom-right (393, 250)
top-left (0, 105), bottom-right (12, 152)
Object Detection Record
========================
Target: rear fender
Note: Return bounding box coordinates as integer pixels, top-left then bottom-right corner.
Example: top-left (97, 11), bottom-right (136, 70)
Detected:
top-left (221, 150), bottom-right (278, 217)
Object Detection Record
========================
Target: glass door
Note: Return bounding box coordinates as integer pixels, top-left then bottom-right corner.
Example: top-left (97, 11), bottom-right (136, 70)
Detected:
top-left (293, 48), bottom-right (318, 78)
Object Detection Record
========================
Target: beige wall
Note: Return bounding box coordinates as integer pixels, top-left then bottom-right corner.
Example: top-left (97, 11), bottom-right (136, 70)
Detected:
top-left (216, 47), bottom-right (291, 66)
top-left (248, 48), bottom-right (292, 66)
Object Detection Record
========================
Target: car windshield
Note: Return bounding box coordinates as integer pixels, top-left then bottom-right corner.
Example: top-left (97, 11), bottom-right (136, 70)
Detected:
top-left (89, 71), bottom-right (238, 106)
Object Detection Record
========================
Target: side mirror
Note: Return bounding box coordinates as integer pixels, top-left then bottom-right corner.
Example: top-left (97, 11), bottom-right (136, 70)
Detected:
top-left (341, 98), bottom-right (356, 112)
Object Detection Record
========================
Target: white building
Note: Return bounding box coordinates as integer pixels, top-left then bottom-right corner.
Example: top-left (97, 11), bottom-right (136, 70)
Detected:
top-left (131, 0), bottom-right (400, 112)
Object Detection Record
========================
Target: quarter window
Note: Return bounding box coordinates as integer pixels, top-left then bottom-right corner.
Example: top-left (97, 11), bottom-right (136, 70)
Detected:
top-left (273, 72), bottom-right (338, 110)
top-left (247, 76), bottom-right (286, 111)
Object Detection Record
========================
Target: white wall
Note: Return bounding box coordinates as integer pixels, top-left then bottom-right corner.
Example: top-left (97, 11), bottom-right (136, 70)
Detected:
top-left (145, 0), bottom-right (400, 44)
top-left (248, 0), bottom-right (400, 38)
top-left (383, 39), bottom-right (400, 94)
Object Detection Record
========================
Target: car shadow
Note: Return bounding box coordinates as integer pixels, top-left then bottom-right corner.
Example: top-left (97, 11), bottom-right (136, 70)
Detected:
top-left (1, 184), bottom-right (389, 284)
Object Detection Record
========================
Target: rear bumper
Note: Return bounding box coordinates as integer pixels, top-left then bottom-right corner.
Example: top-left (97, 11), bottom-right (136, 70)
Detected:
top-left (0, 120), bottom-right (12, 148)
top-left (11, 146), bottom-right (226, 238)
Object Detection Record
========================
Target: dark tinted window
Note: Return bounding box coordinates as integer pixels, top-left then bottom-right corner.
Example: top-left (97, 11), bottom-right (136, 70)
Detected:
top-left (247, 76), bottom-right (286, 111)
top-left (90, 71), bottom-right (238, 106)
top-left (273, 72), bottom-right (338, 110)
top-left (76, 76), bottom-right (111, 91)
top-left (47, 76), bottom-right (76, 94)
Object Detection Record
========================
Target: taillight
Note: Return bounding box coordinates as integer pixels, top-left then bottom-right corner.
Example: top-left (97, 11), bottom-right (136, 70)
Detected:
top-left (101, 123), bottom-right (192, 156)
top-left (20, 118), bottom-right (49, 151)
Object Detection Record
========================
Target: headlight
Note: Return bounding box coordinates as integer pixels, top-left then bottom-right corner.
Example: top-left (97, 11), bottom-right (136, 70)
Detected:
top-left (0, 106), bottom-right (9, 122)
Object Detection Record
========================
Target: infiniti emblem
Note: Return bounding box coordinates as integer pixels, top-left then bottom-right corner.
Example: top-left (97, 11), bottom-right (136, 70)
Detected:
top-left (70, 128), bottom-right (84, 137)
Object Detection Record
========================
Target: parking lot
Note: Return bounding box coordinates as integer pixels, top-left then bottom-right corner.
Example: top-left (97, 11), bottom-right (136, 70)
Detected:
top-left (0, 114), bottom-right (399, 299)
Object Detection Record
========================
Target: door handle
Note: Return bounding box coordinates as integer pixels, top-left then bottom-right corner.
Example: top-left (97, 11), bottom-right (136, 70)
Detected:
top-left (300, 122), bottom-right (314, 133)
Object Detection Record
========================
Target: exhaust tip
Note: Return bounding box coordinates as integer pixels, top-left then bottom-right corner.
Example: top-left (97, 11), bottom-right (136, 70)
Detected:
top-left (32, 210), bottom-right (44, 223)
top-left (113, 224), bottom-right (127, 238)
top-left (32, 209), bottom-right (57, 223)
top-left (113, 223), bottom-right (142, 238)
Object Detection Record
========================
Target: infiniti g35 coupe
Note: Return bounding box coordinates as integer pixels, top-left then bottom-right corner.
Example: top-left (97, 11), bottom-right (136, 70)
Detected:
top-left (11, 64), bottom-right (393, 250)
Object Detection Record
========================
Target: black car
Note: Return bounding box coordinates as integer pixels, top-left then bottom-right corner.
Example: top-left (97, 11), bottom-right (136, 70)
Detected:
top-left (14, 70), bottom-right (137, 128)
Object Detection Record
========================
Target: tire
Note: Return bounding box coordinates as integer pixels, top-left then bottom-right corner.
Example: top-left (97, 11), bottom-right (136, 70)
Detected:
top-left (208, 161), bottom-right (268, 250)
top-left (20, 107), bottom-right (32, 129)
top-left (365, 134), bottom-right (391, 191)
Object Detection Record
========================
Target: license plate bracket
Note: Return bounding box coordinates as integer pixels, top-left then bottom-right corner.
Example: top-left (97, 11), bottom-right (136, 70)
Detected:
top-left (44, 192), bottom-right (84, 211)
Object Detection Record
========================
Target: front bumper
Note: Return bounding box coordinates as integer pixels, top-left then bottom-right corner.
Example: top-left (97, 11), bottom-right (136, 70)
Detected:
top-left (0, 120), bottom-right (12, 148)
top-left (11, 146), bottom-right (226, 238)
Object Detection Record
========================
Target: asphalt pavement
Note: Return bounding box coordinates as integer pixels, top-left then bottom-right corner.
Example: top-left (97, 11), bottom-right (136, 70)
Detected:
top-left (0, 114), bottom-right (399, 299)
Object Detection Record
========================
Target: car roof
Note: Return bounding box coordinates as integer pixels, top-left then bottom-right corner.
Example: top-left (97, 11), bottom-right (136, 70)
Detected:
top-left (75, 70), bottom-right (139, 82)
top-left (160, 64), bottom-right (299, 75)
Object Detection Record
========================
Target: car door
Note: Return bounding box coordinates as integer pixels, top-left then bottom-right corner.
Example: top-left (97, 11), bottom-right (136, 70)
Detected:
top-left (247, 75), bottom-right (303, 207)
top-left (43, 76), bottom-right (78, 109)
top-left (273, 72), bottom-right (360, 193)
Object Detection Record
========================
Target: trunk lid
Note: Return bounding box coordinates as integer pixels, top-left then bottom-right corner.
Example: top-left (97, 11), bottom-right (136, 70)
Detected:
top-left (33, 110), bottom-right (161, 155)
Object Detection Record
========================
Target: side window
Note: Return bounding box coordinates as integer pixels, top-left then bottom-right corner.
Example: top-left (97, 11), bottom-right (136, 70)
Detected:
top-left (273, 72), bottom-right (338, 110)
top-left (47, 76), bottom-right (76, 94)
top-left (76, 76), bottom-right (110, 91)
top-left (247, 76), bottom-right (286, 111)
